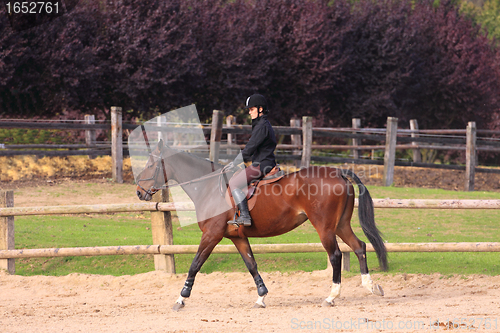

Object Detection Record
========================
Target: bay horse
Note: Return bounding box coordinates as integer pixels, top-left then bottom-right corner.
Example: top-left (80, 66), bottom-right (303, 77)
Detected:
top-left (135, 139), bottom-right (387, 311)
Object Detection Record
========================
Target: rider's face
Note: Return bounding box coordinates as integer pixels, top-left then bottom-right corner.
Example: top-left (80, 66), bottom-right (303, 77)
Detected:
top-left (249, 107), bottom-right (261, 119)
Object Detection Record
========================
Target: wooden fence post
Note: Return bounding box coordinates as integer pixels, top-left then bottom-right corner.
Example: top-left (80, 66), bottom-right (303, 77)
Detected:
top-left (0, 191), bottom-right (15, 274)
top-left (151, 189), bottom-right (176, 273)
top-left (326, 237), bottom-right (350, 271)
top-left (342, 251), bottom-right (351, 271)
top-left (157, 115), bottom-right (166, 143)
top-left (328, 252), bottom-right (350, 271)
top-left (410, 119), bottom-right (421, 163)
top-left (383, 117), bottom-right (398, 186)
top-left (85, 114), bottom-right (96, 159)
top-left (352, 118), bottom-right (361, 159)
top-left (301, 116), bottom-right (313, 169)
top-left (111, 106), bottom-right (123, 183)
top-left (226, 115), bottom-right (235, 157)
top-left (290, 118), bottom-right (302, 168)
top-left (465, 121), bottom-right (476, 191)
top-left (209, 110), bottom-right (224, 163)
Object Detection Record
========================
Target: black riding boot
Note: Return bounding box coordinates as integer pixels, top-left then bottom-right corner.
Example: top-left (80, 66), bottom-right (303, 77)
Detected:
top-left (229, 188), bottom-right (252, 226)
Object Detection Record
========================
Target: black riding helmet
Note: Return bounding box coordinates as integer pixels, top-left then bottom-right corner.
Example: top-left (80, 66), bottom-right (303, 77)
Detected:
top-left (244, 94), bottom-right (269, 114)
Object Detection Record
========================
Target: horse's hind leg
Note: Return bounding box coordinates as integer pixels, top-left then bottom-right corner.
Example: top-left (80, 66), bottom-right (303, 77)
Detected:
top-left (320, 233), bottom-right (343, 307)
top-left (334, 181), bottom-right (384, 296)
top-left (336, 224), bottom-right (384, 296)
top-left (173, 231), bottom-right (223, 311)
top-left (230, 237), bottom-right (268, 308)
top-left (307, 213), bottom-right (343, 306)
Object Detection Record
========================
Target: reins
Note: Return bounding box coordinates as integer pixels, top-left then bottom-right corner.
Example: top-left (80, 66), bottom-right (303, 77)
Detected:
top-left (160, 166), bottom-right (231, 190)
top-left (136, 149), bottom-right (235, 197)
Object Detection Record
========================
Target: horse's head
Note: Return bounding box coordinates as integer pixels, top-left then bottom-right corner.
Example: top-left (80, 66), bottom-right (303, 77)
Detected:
top-left (136, 139), bottom-right (172, 201)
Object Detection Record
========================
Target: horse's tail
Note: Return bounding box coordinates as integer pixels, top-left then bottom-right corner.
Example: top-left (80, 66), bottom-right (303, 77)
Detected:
top-left (342, 169), bottom-right (388, 271)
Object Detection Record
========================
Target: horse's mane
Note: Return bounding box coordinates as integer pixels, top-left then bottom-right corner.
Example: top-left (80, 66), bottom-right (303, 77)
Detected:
top-left (162, 144), bottom-right (224, 170)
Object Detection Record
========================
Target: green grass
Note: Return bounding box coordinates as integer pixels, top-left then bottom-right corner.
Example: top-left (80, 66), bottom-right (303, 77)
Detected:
top-left (15, 212), bottom-right (155, 276)
top-left (11, 185), bottom-right (500, 276)
top-left (368, 185), bottom-right (500, 200)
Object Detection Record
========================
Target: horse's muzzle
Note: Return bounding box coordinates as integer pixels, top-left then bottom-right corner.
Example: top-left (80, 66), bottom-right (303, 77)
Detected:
top-left (136, 189), bottom-right (152, 201)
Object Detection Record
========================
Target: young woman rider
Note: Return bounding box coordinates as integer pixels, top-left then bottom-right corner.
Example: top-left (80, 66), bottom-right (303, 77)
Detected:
top-left (228, 94), bottom-right (277, 226)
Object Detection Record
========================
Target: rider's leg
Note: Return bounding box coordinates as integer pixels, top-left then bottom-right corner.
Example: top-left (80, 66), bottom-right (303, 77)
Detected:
top-left (228, 164), bottom-right (262, 226)
top-left (232, 188), bottom-right (252, 226)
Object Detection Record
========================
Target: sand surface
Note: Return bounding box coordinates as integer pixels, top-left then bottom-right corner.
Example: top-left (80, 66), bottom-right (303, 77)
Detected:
top-left (2, 270), bottom-right (500, 332)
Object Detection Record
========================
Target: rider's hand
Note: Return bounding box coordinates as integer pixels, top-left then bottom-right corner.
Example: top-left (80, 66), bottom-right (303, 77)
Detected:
top-left (227, 159), bottom-right (246, 170)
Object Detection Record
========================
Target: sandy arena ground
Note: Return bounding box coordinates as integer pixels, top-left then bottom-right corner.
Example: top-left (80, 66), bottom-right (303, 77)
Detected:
top-left (1, 270), bottom-right (500, 332)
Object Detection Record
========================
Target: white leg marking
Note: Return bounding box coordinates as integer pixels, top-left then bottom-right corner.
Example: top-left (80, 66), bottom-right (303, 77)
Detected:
top-left (361, 273), bottom-right (374, 292)
top-left (176, 295), bottom-right (186, 304)
top-left (361, 273), bottom-right (384, 296)
top-left (255, 295), bottom-right (266, 308)
top-left (325, 282), bottom-right (341, 303)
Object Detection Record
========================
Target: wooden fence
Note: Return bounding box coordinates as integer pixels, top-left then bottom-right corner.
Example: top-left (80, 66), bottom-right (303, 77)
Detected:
top-left (2, 189), bottom-right (500, 275)
top-left (2, 108), bottom-right (500, 190)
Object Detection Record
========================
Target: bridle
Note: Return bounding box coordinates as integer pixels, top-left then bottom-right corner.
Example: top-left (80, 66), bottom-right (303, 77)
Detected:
top-left (136, 150), bottom-right (237, 198)
top-left (136, 123), bottom-right (238, 198)
top-left (136, 151), bottom-right (169, 198)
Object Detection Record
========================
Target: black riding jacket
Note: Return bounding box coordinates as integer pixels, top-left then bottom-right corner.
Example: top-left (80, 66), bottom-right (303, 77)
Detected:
top-left (241, 115), bottom-right (277, 174)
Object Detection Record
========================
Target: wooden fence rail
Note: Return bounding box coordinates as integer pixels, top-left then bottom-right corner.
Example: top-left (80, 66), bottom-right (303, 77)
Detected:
top-left (3, 110), bottom-right (500, 189)
top-left (2, 242), bottom-right (500, 260)
top-left (2, 199), bottom-right (500, 218)
top-left (2, 187), bottom-right (500, 275)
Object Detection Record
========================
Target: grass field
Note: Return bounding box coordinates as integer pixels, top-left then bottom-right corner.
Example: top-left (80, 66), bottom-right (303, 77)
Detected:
top-left (11, 185), bottom-right (500, 277)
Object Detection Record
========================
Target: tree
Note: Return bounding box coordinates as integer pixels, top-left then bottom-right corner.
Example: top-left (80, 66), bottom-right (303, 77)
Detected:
top-left (1, 0), bottom-right (499, 132)
top-left (318, 0), bottom-right (500, 129)
top-left (0, 0), bottom-right (88, 117)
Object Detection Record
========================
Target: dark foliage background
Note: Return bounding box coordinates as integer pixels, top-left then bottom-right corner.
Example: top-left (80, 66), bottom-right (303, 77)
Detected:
top-left (1, 0), bottom-right (499, 130)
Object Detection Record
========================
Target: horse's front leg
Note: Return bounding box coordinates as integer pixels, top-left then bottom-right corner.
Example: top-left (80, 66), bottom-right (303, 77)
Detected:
top-left (173, 232), bottom-right (223, 311)
top-left (230, 237), bottom-right (268, 308)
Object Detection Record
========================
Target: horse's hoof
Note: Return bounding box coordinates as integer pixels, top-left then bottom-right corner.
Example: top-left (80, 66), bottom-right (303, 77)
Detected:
top-left (172, 302), bottom-right (185, 311)
top-left (372, 284), bottom-right (384, 296)
top-left (253, 302), bottom-right (266, 308)
top-left (254, 295), bottom-right (266, 308)
top-left (322, 299), bottom-right (334, 307)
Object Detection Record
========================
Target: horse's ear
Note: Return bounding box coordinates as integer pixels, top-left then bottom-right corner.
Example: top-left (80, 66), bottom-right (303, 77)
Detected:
top-left (158, 139), bottom-right (164, 150)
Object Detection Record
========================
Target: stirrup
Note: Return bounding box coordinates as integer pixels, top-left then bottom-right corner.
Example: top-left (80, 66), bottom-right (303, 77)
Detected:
top-left (227, 211), bottom-right (252, 227)
top-left (228, 219), bottom-right (252, 227)
top-left (228, 211), bottom-right (239, 226)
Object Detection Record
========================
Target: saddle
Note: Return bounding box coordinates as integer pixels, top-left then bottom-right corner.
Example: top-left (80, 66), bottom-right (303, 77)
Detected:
top-left (225, 166), bottom-right (285, 211)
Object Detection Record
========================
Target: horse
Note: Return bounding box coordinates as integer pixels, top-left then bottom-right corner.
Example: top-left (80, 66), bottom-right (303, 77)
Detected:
top-left (135, 139), bottom-right (387, 311)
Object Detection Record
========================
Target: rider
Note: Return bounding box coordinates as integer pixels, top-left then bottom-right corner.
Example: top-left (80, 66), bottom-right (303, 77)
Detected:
top-left (228, 94), bottom-right (277, 226)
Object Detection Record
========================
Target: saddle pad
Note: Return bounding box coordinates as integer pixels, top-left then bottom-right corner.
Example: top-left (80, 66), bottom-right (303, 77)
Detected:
top-left (225, 166), bottom-right (285, 211)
